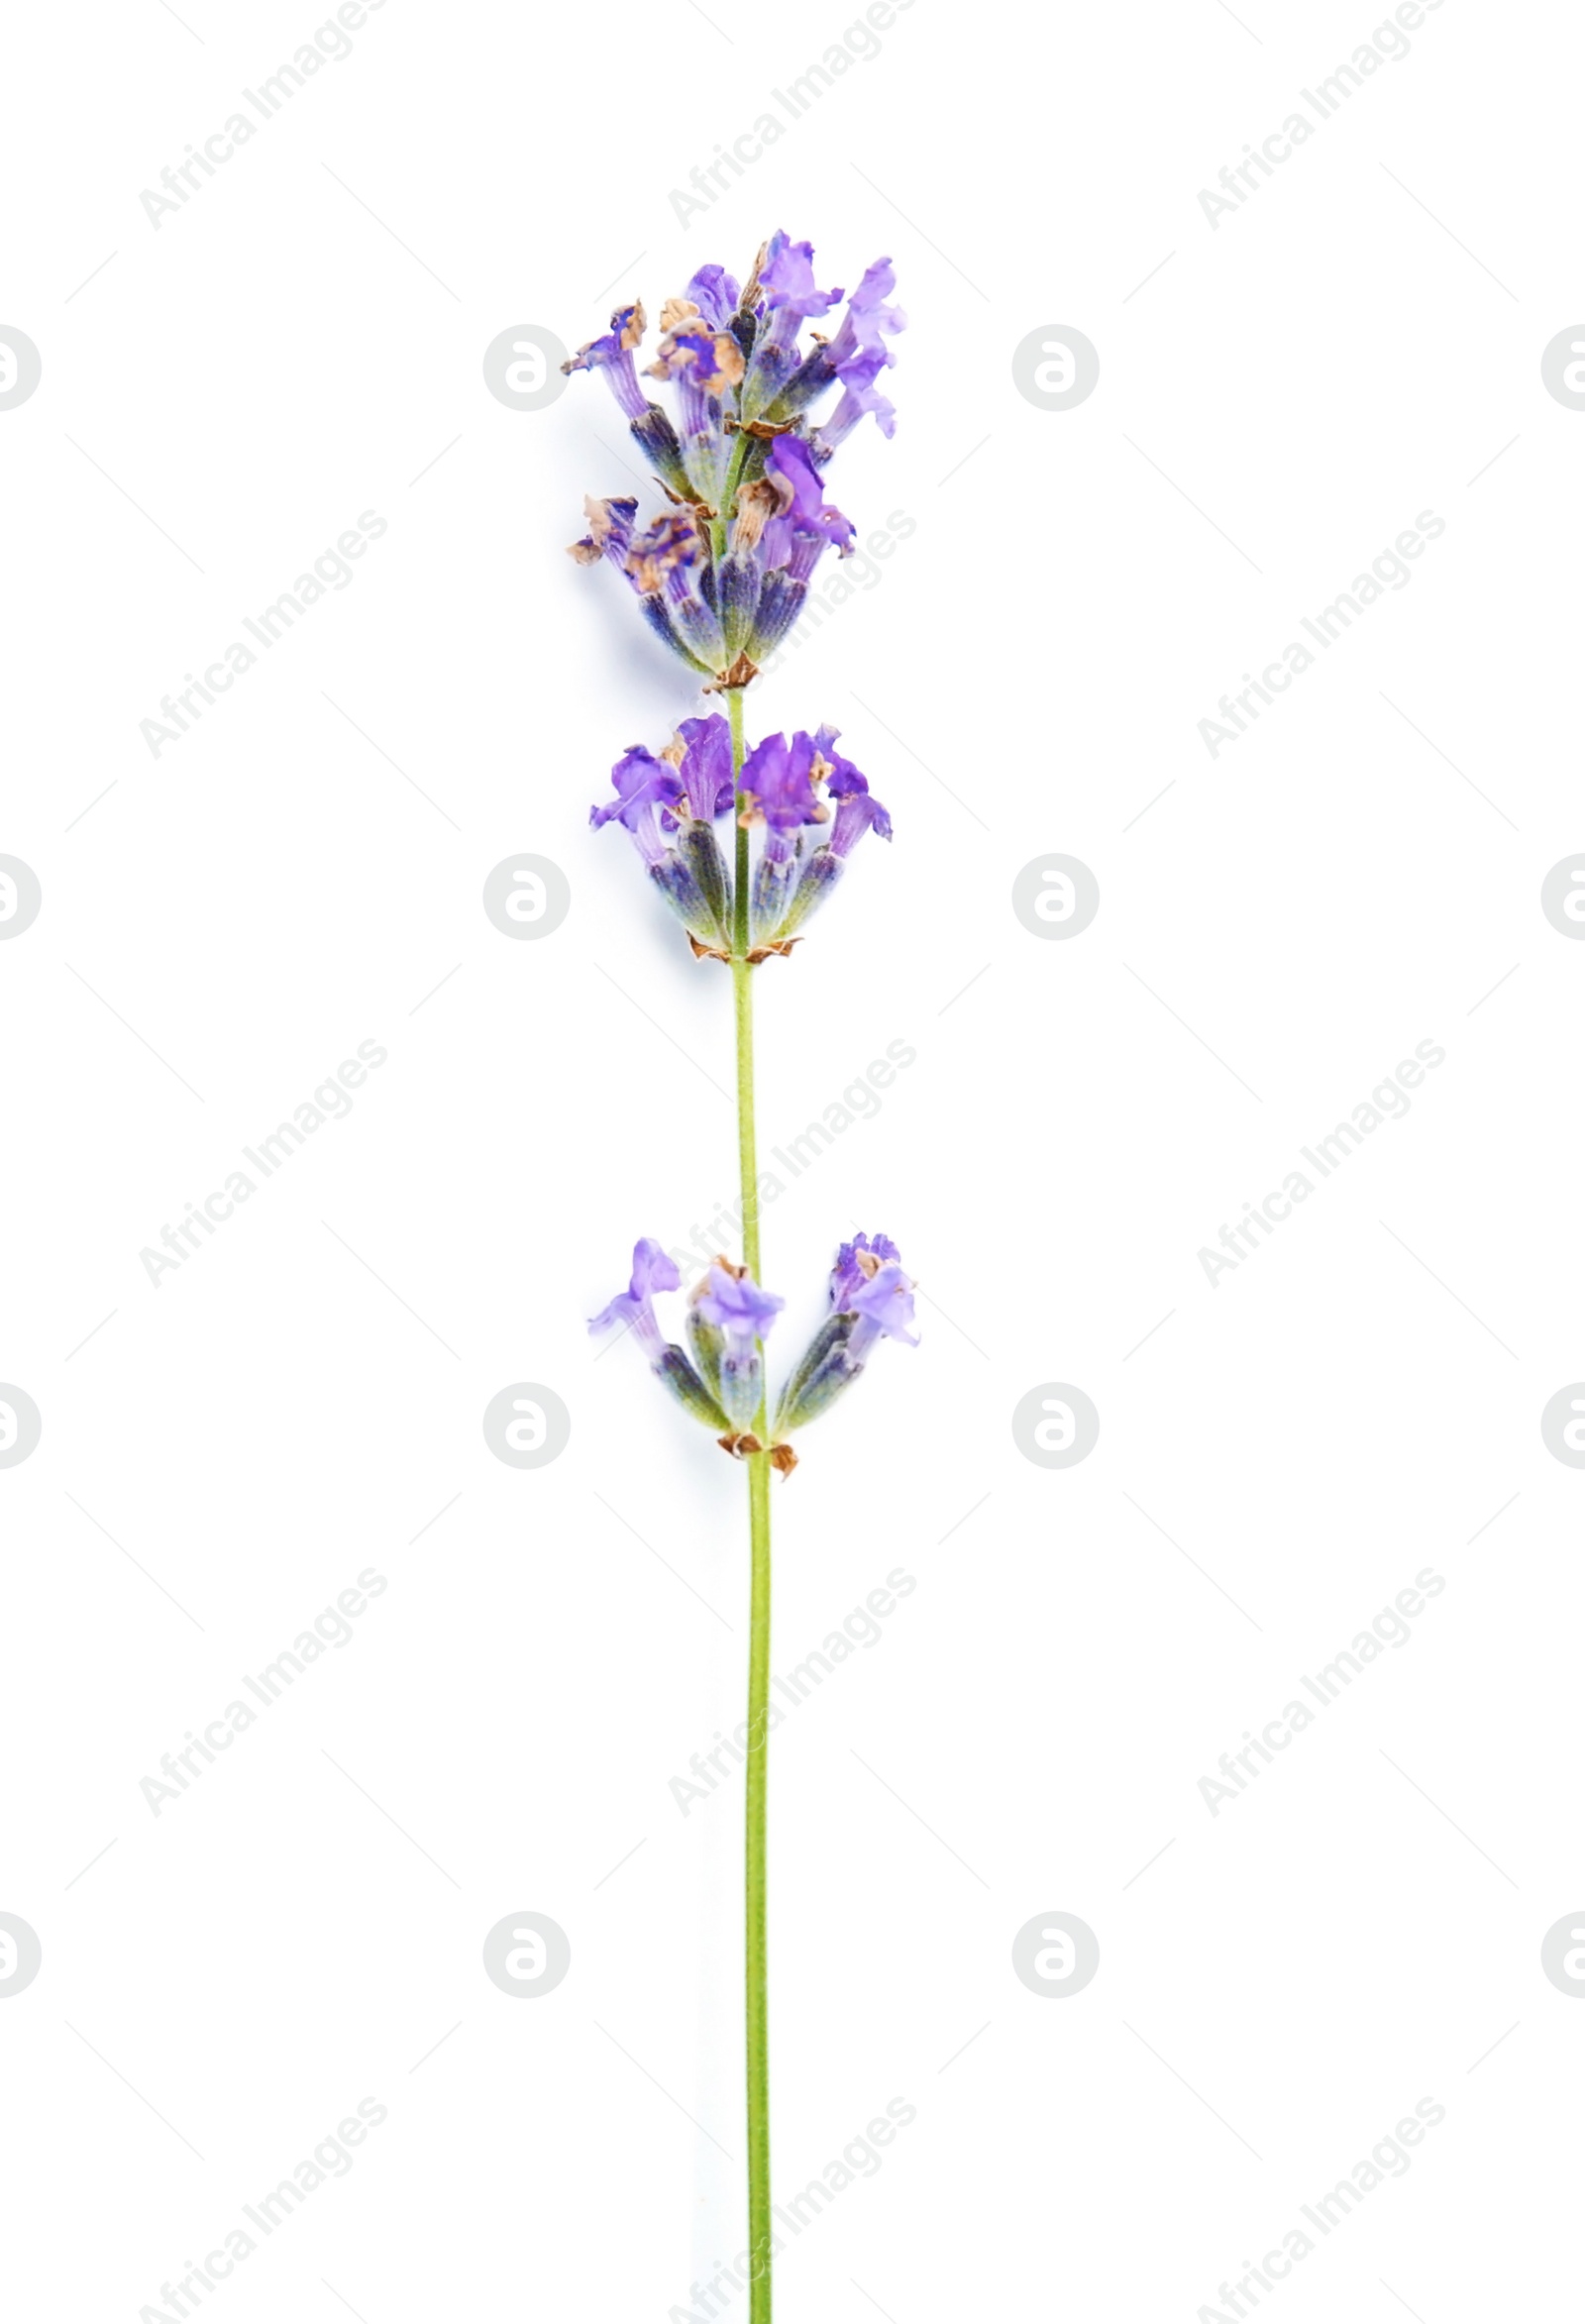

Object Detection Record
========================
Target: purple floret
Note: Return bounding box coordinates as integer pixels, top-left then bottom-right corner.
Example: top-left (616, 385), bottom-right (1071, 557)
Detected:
top-left (739, 731), bottom-right (826, 835)
top-left (824, 752), bottom-right (893, 855)
top-left (758, 232), bottom-right (843, 324)
top-left (590, 746), bottom-right (683, 833)
top-left (830, 1232), bottom-right (901, 1312)
top-left (562, 300), bottom-right (649, 422)
top-left (686, 264), bottom-right (742, 330)
top-left (589, 1238), bottom-right (682, 1362)
top-left (672, 714), bottom-right (735, 822)
top-left (695, 1262), bottom-right (786, 1346)
top-left (824, 257), bottom-right (905, 372)
top-left (761, 436), bottom-right (855, 575)
top-left (849, 1261), bottom-right (918, 1352)
top-left (814, 347), bottom-right (898, 454)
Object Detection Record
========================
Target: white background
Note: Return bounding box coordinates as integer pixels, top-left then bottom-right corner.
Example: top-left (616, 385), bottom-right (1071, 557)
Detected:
top-left (3, 0), bottom-right (1584, 2317)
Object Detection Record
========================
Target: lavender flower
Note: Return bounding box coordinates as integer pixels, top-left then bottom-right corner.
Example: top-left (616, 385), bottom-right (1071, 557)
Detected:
top-left (846, 1257), bottom-right (920, 1355)
top-left (587, 1235), bottom-right (679, 1358)
top-left (588, 1238), bottom-right (733, 1431)
top-left (668, 712), bottom-right (736, 820)
top-left (769, 726), bottom-right (892, 941)
top-left (624, 510), bottom-right (725, 671)
top-left (567, 492), bottom-right (639, 573)
top-left (590, 719), bottom-right (891, 959)
top-left (646, 315), bottom-right (744, 508)
top-left (589, 722), bottom-right (734, 951)
top-left (760, 437), bottom-right (855, 567)
top-left (563, 233), bottom-right (902, 685)
top-left (786, 257), bottom-right (906, 453)
top-left (563, 300), bottom-right (650, 421)
top-left (683, 264), bottom-right (741, 331)
top-left (739, 231), bottom-right (843, 421)
top-left (588, 1242), bottom-right (799, 1445)
top-left (589, 743), bottom-right (719, 951)
top-left (738, 728), bottom-right (823, 830)
top-left (690, 1259), bottom-right (786, 1431)
top-left (775, 1233), bottom-right (918, 1434)
top-left (827, 258), bottom-right (907, 369)
top-left (738, 727), bottom-right (825, 942)
top-left (828, 1230), bottom-right (901, 1311)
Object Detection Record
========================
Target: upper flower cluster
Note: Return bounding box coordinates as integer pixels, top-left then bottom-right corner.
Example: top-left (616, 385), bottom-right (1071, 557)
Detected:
top-left (590, 1230), bottom-right (917, 1473)
top-left (591, 712), bottom-right (891, 959)
top-left (564, 233), bottom-right (904, 687)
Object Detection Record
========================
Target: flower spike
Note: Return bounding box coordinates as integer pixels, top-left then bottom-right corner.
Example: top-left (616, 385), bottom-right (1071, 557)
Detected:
top-left (567, 226), bottom-right (913, 2324)
top-left (591, 720), bottom-right (891, 958)
top-left (562, 233), bottom-right (901, 685)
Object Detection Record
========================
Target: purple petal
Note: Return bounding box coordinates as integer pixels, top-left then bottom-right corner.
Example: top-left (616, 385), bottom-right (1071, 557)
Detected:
top-left (759, 231), bottom-right (842, 322)
top-left (631, 1237), bottom-right (682, 1300)
top-left (589, 1237), bottom-right (681, 1360)
top-left (686, 264), bottom-right (742, 331)
top-left (815, 741), bottom-right (892, 854)
top-left (562, 301), bottom-right (650, 422)
top-left (851, 1261), bottom-right (918, 1345)
top-left (695, 1262), bottom-right (786, 1341)
top-left (830, 1232), bottom-right (902, 1310)
top-left (764, 436), bottom-right (856, 563)
top-left (740, 730), bottom-right (825, 834)
top-left (830, 788), bottom-right (893, 854)
top-left (814, 357), bottom-right (898, 454)
top-left (590, 746), bottom-right (684, 832)
top-left (675, 713), bottom-right (735, 821)
top-left (825, 258), bottom-right (906, 373)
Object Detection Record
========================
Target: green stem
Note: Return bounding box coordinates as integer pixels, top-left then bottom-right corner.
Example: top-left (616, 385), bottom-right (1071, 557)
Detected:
top-left (728, 682), bottom-right (773, 2322)
top-left (744, 1444), bottom-right (772, 2319)
top-left (732, 956), bottom-right (761, 1280)
top-left (710, 431), bottom-right (755, 568)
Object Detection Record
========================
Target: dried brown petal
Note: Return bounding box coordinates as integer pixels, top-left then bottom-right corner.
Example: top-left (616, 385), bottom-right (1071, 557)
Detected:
top-left (716, 1429), bottom-right (764, 1459)
top-left (731, 476), bottom-right (779, 552)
